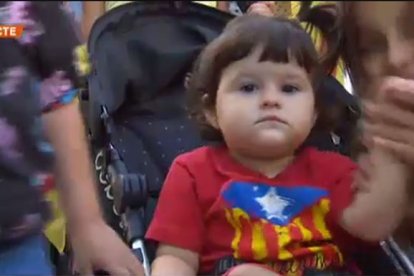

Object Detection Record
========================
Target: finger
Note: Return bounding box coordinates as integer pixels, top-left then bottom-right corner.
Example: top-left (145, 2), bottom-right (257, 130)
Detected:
top-left (361, 101), bottom-right (379, 123)
top-left (124, 253), bottom-right (145, 276)
top-left (380, 76), bottom-right (413, 91)
top-left (380, 76), bottom-right (414, 108)
top-left (104, 265), bottom-right (131, 276)
top-left (360, 120), bottom-right (376, 147)
top-left (364, 122), bottom-right (414, 146)
top-left (128, 262), bottom-right (146, 276)
top-left (388, 88), bottom-right (414, 111)
top-left (72, 254), bottom-right (94, 276)
top-left (364, 100), bottom-right (414, 128)
top-left (374, 137), bottom-right (414, 165)
top-left (361, 132), bottom-right (374, 150)
top-left (78, 263), bottom-right (94, 276)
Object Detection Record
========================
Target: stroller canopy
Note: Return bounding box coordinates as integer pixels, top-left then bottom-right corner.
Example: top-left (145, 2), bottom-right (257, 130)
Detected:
top-left (87, 2), bottom-right (233, 140)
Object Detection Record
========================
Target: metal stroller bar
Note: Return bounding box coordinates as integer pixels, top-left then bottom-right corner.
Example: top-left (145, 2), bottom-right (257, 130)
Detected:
top-left (123, 209), bottom-right (151, 276)
top-left (385, 237), bottom-right (414, 275)
top-left (98, 104), bottom-right (151, 275)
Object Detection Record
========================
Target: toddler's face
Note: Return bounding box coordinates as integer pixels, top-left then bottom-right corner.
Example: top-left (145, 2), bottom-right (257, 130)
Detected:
top-left (205, 49), bottom-right (317, 158)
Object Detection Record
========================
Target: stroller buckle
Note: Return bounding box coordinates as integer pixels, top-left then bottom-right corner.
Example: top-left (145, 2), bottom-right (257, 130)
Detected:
top-left (100, 105), bottom-right (115, 139)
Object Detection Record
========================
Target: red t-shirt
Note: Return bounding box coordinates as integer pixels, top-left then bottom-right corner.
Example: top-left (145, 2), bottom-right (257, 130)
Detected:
top-left (146, 146), bottom-right (370, 274)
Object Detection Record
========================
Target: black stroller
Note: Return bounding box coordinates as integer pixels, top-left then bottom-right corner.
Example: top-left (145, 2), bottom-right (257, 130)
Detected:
top-left (80, 2), bottom-right (414, 275)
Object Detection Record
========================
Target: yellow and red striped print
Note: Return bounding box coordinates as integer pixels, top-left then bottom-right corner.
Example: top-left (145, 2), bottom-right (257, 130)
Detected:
top-left (225, 198), bottom-right (344, 275)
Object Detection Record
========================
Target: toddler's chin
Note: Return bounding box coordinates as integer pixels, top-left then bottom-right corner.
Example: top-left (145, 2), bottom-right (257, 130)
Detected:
top-left (250, 138), bottom-right (296, 159)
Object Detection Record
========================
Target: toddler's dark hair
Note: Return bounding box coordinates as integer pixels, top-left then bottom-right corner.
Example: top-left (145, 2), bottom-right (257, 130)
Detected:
top-left (187, 14), bottom-right (332, 142)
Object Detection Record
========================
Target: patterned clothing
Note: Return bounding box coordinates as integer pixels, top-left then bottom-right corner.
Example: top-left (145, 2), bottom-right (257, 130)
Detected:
top-left (146, 146), bottom-right (373, 275)
top-left (0, 1), bottom-right (80, 246)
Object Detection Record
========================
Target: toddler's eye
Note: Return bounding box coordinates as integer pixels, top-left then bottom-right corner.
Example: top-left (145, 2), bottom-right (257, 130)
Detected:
top-left (240, 82), bottom-right (259, 93)
top-left (282, 84), bottom-right (299, 94)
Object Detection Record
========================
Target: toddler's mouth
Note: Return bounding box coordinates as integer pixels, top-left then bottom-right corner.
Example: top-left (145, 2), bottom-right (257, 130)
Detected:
top-left (256, 115), bottom-right (286, 124)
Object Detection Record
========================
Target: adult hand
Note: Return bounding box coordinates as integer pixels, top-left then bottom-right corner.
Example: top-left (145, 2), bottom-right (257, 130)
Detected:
top-left (70, 219), bottom-right (145, 276)
top-left (362, 76), bottom-right (414, 166)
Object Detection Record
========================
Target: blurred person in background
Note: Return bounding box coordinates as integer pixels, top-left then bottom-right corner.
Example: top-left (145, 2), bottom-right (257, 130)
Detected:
top-left (300, 0), bottom-right (414, 250)
top-left (0, 2), bottom-right (144, 275)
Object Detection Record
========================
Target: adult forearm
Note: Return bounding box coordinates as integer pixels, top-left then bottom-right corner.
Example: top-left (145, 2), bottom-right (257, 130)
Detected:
top-left (42, 101), bottom-right (103, 229)
top-left (81, 1), bottom-right (105, 41)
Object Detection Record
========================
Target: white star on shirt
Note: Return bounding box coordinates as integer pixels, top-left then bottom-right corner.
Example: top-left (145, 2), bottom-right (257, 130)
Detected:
top-left (255, 187), bottom-right (293, 221)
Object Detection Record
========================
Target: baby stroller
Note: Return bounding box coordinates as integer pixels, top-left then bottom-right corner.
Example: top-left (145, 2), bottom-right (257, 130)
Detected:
top-left (81, 2), bottom-right (414, 275)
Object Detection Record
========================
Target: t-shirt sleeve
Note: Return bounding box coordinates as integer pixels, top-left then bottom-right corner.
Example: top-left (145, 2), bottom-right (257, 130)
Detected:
top-left (328, 162), bottom-right (356, 224)
top-left (325, 155), bottom-right (378, 253)
top-left (145, 159), bottom-right (205, 253)
top-left (7, 2), bottom-right (83, 112)
top-left (308, 150), bottom-right (357, 224)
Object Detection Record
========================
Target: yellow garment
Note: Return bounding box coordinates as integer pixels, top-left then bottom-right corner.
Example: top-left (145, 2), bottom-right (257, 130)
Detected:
top-left (105, 1), bottom-right (217, 12)
top-left (44, 189), bottom-right (66, 253)
top-left (74, 44), bottom-right (91, 77)
top-left (105, 1), bottom-right (132, 11)
top-left (193, 1), bottom-right (217, 8)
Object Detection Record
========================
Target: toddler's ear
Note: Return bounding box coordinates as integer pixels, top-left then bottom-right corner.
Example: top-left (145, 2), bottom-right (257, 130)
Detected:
top-left (202, 94), bottom-right (219, 129)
